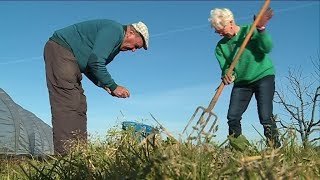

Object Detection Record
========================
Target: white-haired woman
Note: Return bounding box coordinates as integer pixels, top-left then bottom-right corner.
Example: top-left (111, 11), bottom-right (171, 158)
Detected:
top-left (208, 8), bottom-right (280, 150)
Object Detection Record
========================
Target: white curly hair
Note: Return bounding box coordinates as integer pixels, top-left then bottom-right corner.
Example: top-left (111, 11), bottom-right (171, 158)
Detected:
top-left (208, 8), bottom-right (235, 30)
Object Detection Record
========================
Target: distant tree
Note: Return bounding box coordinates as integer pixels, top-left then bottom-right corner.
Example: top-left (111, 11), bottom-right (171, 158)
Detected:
top-left (274, 52), bottom-right (320, 148)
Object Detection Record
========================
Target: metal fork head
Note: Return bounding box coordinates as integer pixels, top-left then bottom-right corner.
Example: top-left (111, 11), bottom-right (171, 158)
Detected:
top-left (183, 106), bottom-right (218, 141)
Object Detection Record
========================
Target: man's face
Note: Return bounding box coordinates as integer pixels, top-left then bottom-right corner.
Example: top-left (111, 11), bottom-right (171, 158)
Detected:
top-left (120, 30), bottom-right (144, 52)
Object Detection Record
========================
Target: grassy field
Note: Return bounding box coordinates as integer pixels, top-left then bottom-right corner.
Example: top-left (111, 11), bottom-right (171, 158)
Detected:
top-left (1, 127), bottom-right (319, 179)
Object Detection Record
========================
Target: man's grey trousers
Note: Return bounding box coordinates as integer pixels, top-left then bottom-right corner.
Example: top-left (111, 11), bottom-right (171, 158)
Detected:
top-left (44, 40), bottom-right (87, 155)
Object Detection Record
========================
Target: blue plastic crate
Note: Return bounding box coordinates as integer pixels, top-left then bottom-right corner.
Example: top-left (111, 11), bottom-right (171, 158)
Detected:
top-left (122, 121), bottom-right (155, 136)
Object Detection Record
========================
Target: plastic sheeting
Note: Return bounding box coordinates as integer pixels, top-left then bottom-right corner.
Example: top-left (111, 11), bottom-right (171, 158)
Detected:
top-left (0, 88), bottom-right (53, 156)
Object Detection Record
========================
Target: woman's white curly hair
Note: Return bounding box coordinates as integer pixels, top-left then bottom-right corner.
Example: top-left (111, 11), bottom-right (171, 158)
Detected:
top-left (208, 8), bottom-right (235, 30)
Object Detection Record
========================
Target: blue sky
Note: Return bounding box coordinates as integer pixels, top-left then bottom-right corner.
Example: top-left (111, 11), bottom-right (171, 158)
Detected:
top-left (0, 1), bottom-right (319, 143)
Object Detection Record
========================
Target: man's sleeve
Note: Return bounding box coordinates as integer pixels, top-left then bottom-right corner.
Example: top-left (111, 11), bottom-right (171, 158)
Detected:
top-left (86, 27), bottom-right (122, 91)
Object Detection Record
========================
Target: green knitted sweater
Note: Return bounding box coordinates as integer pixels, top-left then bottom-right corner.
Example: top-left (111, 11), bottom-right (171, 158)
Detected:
top-left (215, 24), bottom-right (275, 85)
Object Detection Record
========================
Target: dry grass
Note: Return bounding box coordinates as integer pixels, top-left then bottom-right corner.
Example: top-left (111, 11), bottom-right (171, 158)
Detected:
top-left (1, 127), bottom-right (319, 179)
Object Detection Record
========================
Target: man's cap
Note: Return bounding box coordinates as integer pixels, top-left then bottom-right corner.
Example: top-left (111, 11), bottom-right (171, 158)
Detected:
top-left (132, 21), bottom-right (149, 50)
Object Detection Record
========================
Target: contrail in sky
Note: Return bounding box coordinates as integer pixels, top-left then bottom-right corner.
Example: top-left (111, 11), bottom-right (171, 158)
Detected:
top-left (0, 56), bottom-right (42, 65)
top-left (151, 2), bottom-right (318, 38)
top-left (1, 2), bottom-right (317, 65)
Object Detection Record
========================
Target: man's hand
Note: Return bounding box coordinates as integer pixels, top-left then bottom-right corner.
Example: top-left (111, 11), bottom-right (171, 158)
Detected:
top-left (254, 7), bottom-right (274, 28)
top-left (105, 86), bottom-right (130, 98)
top-left (222, 73), bottom-right (235, 85)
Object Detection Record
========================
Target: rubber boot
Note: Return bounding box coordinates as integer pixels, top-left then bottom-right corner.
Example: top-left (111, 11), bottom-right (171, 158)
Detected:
top-left (228, 134), bottom-right (251, 152)
top-left (264, 125), bottom-right (281, 148)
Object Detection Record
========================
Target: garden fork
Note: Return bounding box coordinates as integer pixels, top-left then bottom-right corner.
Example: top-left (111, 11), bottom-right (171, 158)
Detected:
top-left (183, 0), bottom-right (271, 140)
